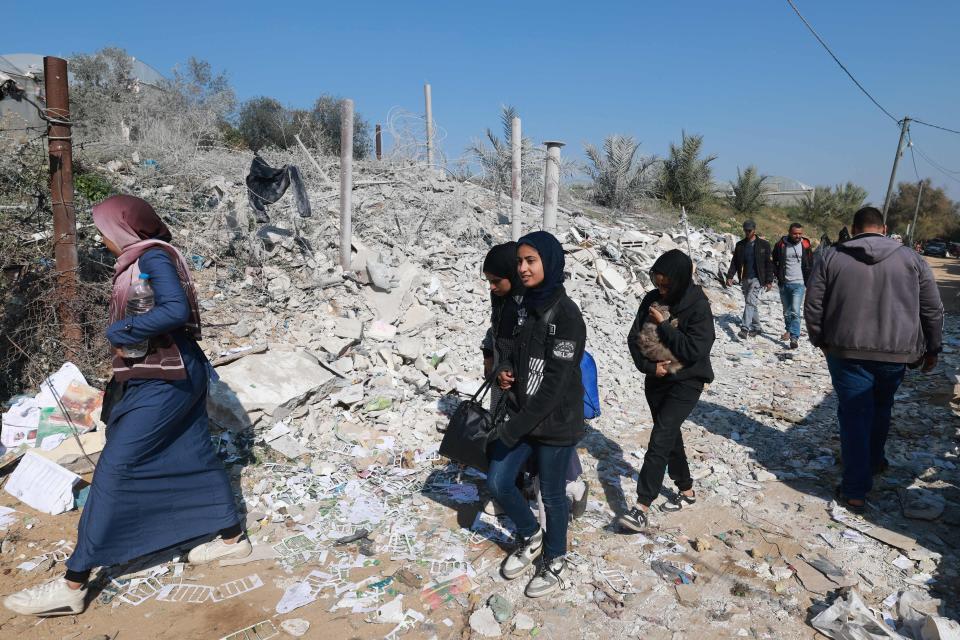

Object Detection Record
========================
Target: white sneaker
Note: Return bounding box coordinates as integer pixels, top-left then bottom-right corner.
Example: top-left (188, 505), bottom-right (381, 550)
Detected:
top-left (501, 529), bottom-right (543, 579)
top-left (187, 537), bottom-right (252, 564)
top-left (4, 577), bottom-right (86, 616)
top-left (525, 557), bottom-right (568, 598)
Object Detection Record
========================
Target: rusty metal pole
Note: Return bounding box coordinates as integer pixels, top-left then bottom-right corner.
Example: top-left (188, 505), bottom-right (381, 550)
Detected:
top-left (424, 83), bottom-right (433, 166)
top-left (511, 116), bottom-right (522, 241)
top-left (339, 99), bottom-right (354, 271)
top-left (375, 124), bottom-right (382, 160)
top-left (542, 141), bottom-right (564, 234)
top-left (44, 56), bottom-right (82, 356)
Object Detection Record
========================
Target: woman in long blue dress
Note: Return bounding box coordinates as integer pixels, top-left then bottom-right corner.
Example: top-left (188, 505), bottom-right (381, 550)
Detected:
top-left (4, 195), bottom-right (249, 616)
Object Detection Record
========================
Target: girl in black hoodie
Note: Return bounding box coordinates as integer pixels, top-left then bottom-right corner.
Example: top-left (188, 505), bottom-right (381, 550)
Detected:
top-left (620, 249), bottom-right (715, 532)
top-left (486, 231), bottom-right (586, 599)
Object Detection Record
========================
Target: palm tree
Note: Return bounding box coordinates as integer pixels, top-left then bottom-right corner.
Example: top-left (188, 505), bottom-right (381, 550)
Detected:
top-left (726, 166), bottom-right (768, 215)
top-left (658, 131), bottom-right (718, 212)
top-left (584, 135), bottom-right (658, 210)
top-left (466, 106), bottom-right (543, 203)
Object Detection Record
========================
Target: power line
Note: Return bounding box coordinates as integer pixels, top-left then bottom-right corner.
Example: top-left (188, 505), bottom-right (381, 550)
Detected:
top-left (912, 118), bottom-right (960, 137)
top-left (907, 134), bottom-right (921, 182)
top-left (784, 0), bottom-right (899, 124)
top-left (912, 143), bottom-right (960, 185)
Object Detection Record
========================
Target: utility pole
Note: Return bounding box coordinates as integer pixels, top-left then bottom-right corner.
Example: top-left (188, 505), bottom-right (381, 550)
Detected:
top-left (881, 117), bottom-right (910, 225)
top-left (511, 117), bottom-right (522, 241)
top-left (542, 141), bottom-right (564, 234)
top-left (907, 180), bottom-right (924, 248)
top-left (339, 99), bottom-right (354, 271)
top-left (424, 83), bottom-right (433, 166)
top-left (44, 56), bottom-right (81, 358)
top-left (375, 124), bottom-right (382, 160)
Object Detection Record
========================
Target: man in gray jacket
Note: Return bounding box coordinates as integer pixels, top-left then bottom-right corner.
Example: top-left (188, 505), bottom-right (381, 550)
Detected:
top-left (804, 207), bottom-right (943, 512)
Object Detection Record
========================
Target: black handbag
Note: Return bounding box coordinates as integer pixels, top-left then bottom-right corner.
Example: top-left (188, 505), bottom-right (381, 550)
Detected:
top-left (100, 376), bottom-right (126, 426)
top-left (438, 378), bottom-right (507, 472)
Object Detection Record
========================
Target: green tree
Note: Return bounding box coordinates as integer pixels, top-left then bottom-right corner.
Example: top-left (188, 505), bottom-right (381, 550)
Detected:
top-left (887, 179), bottom-right (959, 241)
top-left (798, 182), bottom-right (867, 225)
top-left (584, 135), bottom-right (657, 210)
top-left (726, 165), bottom-right (768, 215)
top-left (301, 95), bottom-right (371, 159)
top-left (238, 97), bottom-right (294, 151)
top-left (658, 131), bottom-right (717, 212)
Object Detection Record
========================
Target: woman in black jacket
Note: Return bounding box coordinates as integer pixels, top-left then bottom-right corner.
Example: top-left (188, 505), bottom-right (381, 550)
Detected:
top-left (619, 249), bottom-right (715, 532)
top-left (487, 231), bottom-right (586, 599)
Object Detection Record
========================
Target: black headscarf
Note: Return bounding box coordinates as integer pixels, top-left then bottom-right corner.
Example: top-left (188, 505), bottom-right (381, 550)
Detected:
top-left (482, 242), bottom-right (525, 337)
top-left (650, 249), bottom-right (693, 305)
top-left (518, 231), bottom-right (565, 310)
top-left (482, 242), bottom-right (524, 303)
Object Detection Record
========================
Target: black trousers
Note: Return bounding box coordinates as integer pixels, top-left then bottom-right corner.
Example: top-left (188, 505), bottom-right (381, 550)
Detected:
top-left (636, 379), bottom-right (703, 506)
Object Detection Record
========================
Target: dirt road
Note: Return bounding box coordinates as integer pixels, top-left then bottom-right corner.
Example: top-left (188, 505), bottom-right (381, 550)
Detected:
top-left (926, 255), bottom-right (960, 313)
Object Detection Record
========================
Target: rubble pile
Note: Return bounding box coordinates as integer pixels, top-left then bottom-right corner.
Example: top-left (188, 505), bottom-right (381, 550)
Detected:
top-left (1, 153), bottom-right (958, 639)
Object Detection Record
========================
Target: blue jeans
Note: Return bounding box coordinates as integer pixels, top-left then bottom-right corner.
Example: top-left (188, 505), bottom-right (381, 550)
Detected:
top-left (486, 439), bottom-right (573, 561)
top-left (826, 355), bottom-right (906, 500)
top-left (740, 278), bottom-right (763, 331)
top-left (779, 283), bottom-right (805, 338)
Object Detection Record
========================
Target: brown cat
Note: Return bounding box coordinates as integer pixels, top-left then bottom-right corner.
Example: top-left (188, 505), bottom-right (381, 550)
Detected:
top-left (635, 302), bottom-right (684, 374)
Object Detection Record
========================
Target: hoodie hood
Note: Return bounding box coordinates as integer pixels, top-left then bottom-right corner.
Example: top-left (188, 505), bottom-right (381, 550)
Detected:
top-left (836, 233), bottom-right (902, 265)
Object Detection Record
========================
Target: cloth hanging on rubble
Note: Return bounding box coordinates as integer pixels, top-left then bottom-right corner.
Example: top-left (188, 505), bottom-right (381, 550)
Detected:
top-left (245, 155), bottom-right (312, 223)
top-left (65, 249), bottom-right (240, 575)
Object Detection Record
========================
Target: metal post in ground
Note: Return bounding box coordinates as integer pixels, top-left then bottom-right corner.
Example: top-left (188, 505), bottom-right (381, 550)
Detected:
top-left (511, 117), bottom-right (522, 241)
top-left (542, 141), bottom-right (565, 234)
top-left (43, 56), bottom-right (82, 357)
top-left (882, 117), bottom-right (910, 225)
top-left (907, 180), bottom-right (924, 248)
top-left (424, 83), bottom-right (433, 166)
top-left (339, 99), bottom-right (354, 271)
top-left (375, 124), bottom-right (382, 160)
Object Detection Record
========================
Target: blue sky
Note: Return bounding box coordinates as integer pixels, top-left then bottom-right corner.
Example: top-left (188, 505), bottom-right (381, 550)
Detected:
top-left (7, 0), bottom-right (960, 201)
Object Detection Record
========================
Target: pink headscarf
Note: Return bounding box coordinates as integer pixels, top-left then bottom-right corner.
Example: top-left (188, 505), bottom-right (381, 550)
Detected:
top-left (92, 195), bottom-right (201, 338)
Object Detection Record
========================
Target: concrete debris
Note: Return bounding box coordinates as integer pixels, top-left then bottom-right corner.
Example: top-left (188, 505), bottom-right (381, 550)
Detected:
top-left (1, 158), bottom-right (958, 639)
top-left (469, 606), bottom-right (502, 637)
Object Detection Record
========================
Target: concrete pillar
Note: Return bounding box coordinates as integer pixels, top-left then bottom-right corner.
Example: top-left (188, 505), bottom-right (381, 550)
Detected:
top-left (542, 141), bottom-right (564, 234)
top-left (511, 117), bottom-right (522, 241)
top-left (424, 83), bottom-right (433, 166)
top-left (339, 99), bottom-right (354, 270)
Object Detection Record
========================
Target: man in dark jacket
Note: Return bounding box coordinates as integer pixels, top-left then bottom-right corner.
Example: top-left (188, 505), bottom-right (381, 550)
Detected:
top-left (804, 207), bottom-right (943, 512)
top-left (726, 220), bottom-right (774, 339)
top-left (772, 223), bottom-right (814, 349)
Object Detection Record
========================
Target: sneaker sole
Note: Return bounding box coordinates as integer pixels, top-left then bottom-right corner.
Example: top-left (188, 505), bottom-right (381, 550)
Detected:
top-left (525, 582), bottom-right (560, 598)
top-left (6, 603), bottom-right (84, 617)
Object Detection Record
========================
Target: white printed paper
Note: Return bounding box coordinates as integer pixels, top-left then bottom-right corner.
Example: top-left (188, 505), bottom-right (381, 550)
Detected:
top-left (4, 451), bottom-right (80, 515)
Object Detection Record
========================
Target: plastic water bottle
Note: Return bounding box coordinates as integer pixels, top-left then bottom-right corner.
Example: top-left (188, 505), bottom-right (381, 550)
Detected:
top-left (123, 273), bottom-right (154, 358)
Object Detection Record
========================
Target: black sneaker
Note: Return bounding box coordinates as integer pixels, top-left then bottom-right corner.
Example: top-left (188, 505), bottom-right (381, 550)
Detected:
top-left (570, 480), bottom-right (590, 520)
top-left (617, 507), bottom-right (648, 532)
top-left (661, 491), bottom-right (696, 512)
top-left (789, 338), bottom-right (799, 350)
top-left (748, 330), bottom-right (762, 338)
top-left (738, 328), bottom-right (749, 339)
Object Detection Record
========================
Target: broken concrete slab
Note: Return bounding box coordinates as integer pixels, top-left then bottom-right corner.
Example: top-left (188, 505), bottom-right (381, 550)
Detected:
top-left (208, 351), bottom-right (337, 429)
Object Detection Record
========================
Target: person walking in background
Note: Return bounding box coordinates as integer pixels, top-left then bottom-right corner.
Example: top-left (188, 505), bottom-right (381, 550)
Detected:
top-left (772, 223), bottom-right (813, 349)
top-left (4, 196), bottom-right (248, 617)
top-left (726, 220), bottom-right (774, 339)
top-left (805, 206), bottom-right (943, 513)
top-left (619, 250), bottom-right (715, 532)
top-left (487, 231), bottom-right (586, 599)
